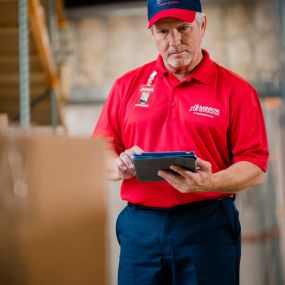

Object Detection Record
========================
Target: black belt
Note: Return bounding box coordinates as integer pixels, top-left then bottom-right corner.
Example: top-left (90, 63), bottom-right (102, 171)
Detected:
top-left (128, 196), bottom-right (234, 212)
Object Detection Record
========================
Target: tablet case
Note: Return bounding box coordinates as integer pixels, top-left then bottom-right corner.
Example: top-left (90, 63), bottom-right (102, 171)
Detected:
top-left (133, 151), bottom-right (197, 182)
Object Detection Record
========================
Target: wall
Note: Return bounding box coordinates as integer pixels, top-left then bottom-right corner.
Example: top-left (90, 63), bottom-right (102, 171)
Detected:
top-left (65, 0), bottom-right (281, 102)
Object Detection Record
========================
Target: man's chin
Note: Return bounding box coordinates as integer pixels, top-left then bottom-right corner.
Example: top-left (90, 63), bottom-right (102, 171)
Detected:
top-left (168, 52), bottom-right (191, 64)
top-left (167, 58), bottom-right (192, 69)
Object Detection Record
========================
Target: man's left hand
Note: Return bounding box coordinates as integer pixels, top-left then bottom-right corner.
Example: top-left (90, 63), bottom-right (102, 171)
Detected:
top-left (158, 158), bottom-right (213, 193)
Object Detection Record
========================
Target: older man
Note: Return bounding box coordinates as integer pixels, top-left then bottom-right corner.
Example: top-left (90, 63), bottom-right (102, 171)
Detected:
top-left (93, 0), bottom-right (269, 284)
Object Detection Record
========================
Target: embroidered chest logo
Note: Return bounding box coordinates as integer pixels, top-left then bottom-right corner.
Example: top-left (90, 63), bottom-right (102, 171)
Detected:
top-left (189, 104), bottom-right (220, 118)
top-left (135, 71), bottom-right (157, 108)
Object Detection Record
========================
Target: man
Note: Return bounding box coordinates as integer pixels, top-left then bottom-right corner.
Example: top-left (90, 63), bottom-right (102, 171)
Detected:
top-left (93, 0), bottom-right (269, 284)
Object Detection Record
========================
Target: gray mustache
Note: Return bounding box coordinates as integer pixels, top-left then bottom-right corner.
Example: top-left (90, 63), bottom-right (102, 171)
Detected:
top-left (168, 47), bottom-right (188, 55)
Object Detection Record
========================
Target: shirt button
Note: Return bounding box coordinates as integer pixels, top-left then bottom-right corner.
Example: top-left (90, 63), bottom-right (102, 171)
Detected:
top-left (171, 102), bottom-right (176, 107)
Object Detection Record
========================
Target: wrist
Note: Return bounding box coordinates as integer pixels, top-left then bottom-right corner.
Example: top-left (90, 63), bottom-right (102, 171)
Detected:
top-left (207, 172), bottom-right (219, 192)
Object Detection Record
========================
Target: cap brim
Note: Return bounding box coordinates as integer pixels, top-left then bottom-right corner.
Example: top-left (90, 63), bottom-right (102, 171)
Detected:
top-left (148, 8), bottom-right (197, 29)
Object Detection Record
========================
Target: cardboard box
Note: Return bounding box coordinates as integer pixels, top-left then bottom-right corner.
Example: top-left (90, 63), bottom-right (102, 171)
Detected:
top-left (0, 130), bottom-right (108, 285)
top-left (0, 114), bottom-right (8, 129)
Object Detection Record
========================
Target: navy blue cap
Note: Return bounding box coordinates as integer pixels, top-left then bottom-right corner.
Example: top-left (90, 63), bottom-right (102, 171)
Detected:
top-left (148, 0), bottom-right (202, 28)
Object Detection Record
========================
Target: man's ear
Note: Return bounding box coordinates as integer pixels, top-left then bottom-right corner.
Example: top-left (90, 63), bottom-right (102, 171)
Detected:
top-left (201, 15), bottom-right (207, 35)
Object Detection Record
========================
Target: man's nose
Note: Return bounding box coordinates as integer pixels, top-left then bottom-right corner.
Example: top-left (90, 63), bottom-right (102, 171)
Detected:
top-left (168, 29), bottom-right (182, 46)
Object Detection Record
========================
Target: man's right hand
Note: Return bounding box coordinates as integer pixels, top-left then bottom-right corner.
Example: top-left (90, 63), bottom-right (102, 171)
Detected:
top-left (113, 146), bottom-right (144, 180)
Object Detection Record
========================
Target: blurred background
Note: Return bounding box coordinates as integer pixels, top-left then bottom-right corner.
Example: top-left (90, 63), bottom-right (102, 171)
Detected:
top-left (0, 0), bottom-right (285, 284)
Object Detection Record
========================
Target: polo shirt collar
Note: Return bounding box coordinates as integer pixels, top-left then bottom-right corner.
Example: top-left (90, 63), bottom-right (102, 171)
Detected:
top-left (190, 50), bottom-right (216, 84)
top-left (154, 49), bottom-right (216, 84)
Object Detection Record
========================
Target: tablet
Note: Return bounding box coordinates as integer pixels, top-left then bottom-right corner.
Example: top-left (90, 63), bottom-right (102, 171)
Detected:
top-left (133, 151), bottom-right (197, 182)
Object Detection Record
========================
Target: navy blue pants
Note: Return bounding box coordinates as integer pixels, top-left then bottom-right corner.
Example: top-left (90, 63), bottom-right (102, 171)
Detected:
top-left (116, 197), bottom-right (241, 285)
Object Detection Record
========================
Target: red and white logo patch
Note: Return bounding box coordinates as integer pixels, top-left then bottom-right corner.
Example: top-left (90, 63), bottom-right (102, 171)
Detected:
top-left (189, 104), bottom-right (220, 118)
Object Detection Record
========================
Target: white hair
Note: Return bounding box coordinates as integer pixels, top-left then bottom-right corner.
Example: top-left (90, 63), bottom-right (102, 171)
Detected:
top-left (195, 12), bottom-right (204, 27)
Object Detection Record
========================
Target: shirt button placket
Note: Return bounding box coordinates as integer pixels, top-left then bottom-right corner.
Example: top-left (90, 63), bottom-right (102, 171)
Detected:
top-left (169, 89), bottom-right (177, 122)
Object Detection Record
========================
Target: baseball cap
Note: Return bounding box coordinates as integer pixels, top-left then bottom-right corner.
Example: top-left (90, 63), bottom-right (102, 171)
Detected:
top-left (147, 0), bottom-right (202, 28)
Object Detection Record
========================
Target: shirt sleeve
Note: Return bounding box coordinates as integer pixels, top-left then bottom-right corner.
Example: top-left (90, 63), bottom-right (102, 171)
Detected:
top-left (229, 85), bottom-right (269, 172)
top-left (92, 81), bottom-right (125, 155)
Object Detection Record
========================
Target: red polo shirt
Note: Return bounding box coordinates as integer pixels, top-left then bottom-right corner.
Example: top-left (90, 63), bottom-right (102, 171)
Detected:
top-left (93, 50), bottom-right (269, 207)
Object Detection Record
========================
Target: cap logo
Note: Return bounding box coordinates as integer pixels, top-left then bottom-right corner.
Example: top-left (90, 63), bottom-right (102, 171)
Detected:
top-left (157, 0), bottom-right (180, 7)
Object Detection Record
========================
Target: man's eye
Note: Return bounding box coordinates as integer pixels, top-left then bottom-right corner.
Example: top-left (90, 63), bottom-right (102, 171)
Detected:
top-left (178, 25), bottom-right (190, 32)
top-left (158, 29), bottom-right (167, 34)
